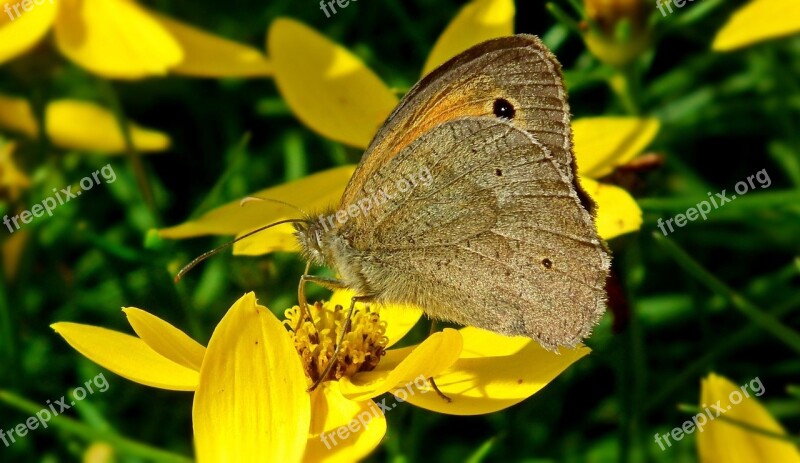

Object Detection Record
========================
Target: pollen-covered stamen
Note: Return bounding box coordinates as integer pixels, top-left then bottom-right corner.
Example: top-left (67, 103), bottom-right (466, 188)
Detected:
top-left (284, 301), bottom-right (388, 383)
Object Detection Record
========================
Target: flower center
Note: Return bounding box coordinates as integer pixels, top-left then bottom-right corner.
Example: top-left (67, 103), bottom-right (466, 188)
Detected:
top-left (284, 301), bottom-right (388, 383)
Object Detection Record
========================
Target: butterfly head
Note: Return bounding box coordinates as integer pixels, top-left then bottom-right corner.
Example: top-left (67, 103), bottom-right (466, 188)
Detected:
top-left (294, 218), bottom-right (328, 267)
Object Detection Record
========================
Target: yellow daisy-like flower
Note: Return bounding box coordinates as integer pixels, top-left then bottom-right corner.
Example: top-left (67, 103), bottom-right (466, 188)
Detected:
top-left (697, 373), bottom-right (800, 462)
top-left (0, 0), bottom-right (271, 79)
top-left (52, 291), bottom-right (588, 461)
top-left (0, 94), bottom-right (170, 153)
top-left (713, 0), bottom-right (800, 52)
top-left (159, 0), bottom-right (652, 251)
top-left (0, 141), bottom-right (30, 200)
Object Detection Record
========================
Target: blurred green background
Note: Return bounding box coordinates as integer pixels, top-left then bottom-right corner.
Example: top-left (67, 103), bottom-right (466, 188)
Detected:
top-left (1, 0), bottom-right (799, 461)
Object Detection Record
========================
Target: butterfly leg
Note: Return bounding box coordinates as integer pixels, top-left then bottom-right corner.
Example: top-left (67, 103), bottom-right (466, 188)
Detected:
top-left (427, 319), bottom-right (452, 403)
top-left (307, 294), bottom-right (373, 392)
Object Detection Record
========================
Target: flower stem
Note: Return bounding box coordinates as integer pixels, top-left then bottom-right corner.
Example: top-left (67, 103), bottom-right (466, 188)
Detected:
top-left (0, 269), bottom-right (16, 386)
top-left (610, 65), bottom-right (641, 115)
top-left (652, 233), bottom-right (800, 355)
top-left (98, 80), bottom-right (160, 225)
top-left (0, 390), bottom-right (192, 463)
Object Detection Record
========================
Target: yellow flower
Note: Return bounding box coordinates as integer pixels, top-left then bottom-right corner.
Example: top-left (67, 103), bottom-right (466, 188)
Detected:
top-left (582, 0), bottom-right (651, 67)
top-left (52, 291), bottom-right (589, 460)
top-left (52, 293), bottom-right (310, 461)
top-left (0, 141), bottom-right (30, 200)
top-left (697, 373), bottom-right (800, 462)
top-left (713, 0), bottom-right (800, 52)
top-left (0, 94), bottom-right (170, 153)
top-left (0, 0), bottom-right (271, 79)
top-left (158, 0), bottom-right (652, 251)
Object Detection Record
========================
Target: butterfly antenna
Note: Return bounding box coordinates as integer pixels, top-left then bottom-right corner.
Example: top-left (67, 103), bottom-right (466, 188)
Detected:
top-left (174, 218), bottom-right (306, 283)
top-left (240, 196), bottom-right (306, 217)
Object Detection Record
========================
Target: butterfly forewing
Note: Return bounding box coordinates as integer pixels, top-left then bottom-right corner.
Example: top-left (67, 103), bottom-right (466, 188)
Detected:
top-left (341, 35), bottom-right (578, 209)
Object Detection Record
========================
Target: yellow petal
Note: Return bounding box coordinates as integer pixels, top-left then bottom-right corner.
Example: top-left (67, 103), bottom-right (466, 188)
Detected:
top-left (193, 292), bottom-right (309, 463)
top-left (0, 142), bottom-right (31, 201)
top-left (268, 18), bottom-right (397, 148)
top-left (402, 327), bottom-right (590, 415)
top-left (698, 373), bottom-right (800, 463)
top-left (149, 11), bottom-right (272, 77)
top-left (573, 117), bottom-right (660, 178)
top-left (46, 100), bottom-right (171, 153)
top-left (305, 383), bottom-right (386, 463)
top-left (422, 0), bottom-right (515, 76)
top-left (159, 165), bottom-right (354, 248)
top-left (54, 0), bottom-right (182, 79)
top-left (580, 177), bottom-right (642, 240)
top-left (339, 328), bottom-right (463, 402)
top-left (123, 308), bottom-right (205, 372)
top-left (0, 0), bottom-right (57, 65)
top-left (329, 290), bottom-right (423, 348)
top-left (51, 322), bottom-right (199, 391)
top-left (713, 0), bottom-right (800, 52)
top-left (0, 94), bottom-right (38, 137)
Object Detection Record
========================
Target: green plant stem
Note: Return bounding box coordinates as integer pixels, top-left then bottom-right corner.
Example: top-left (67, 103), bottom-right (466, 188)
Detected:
top-left (0, 269), bottom-right (15, 385)
top-left (545, 2), bottom-right (582, 36)
top-left (99, 80), bottom-right (159, 225)
top-left (639, 190), bottom-right (800, 215)
top-left (653, 234), bottom-right (800, 355)
top-left (0, 390), bottom-right (192, 463)
top-left (611, 65), bottom-right (641, 115)
top-left (645, 292), bottom-right (800, 412)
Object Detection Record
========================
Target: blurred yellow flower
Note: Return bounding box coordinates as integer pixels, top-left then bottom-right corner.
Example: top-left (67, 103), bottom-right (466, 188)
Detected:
top-left (713, 0), bottom-right (800, 52)
top-left (159, 1), bottom-right (651, 252)
top-left (697, 373), bottom-right (800, 463)
top-left (0, 94), bottom-right (170, 153)
top-left (0, 141), bottom-right (30, 200)
top-left (52, 290), bottom-right (589, 460)
top-left (582, 0), bottom-right (651, 67)
top-left (0, 0), bottom-right (271, 79)
top-left (82, 442), bottom-right (115, 463)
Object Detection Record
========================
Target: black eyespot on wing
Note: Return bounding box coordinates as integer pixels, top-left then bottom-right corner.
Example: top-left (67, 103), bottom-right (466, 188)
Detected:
top-left (542, 258), bottom-right (553, 269)
top-left (495, 169), bottom-right (503, 176)
top-left (493, 98), bottom-right (515, 119)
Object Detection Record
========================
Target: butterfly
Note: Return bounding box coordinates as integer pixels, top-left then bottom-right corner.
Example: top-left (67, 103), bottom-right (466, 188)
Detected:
top-left (293, 34), bottom-right (610, 374)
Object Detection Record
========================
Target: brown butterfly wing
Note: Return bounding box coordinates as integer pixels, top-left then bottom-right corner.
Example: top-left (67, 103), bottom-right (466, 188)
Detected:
top-left (341, 35), bottom-right (591, 212)
top-left (338, 118), bottom-right (609, 349)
